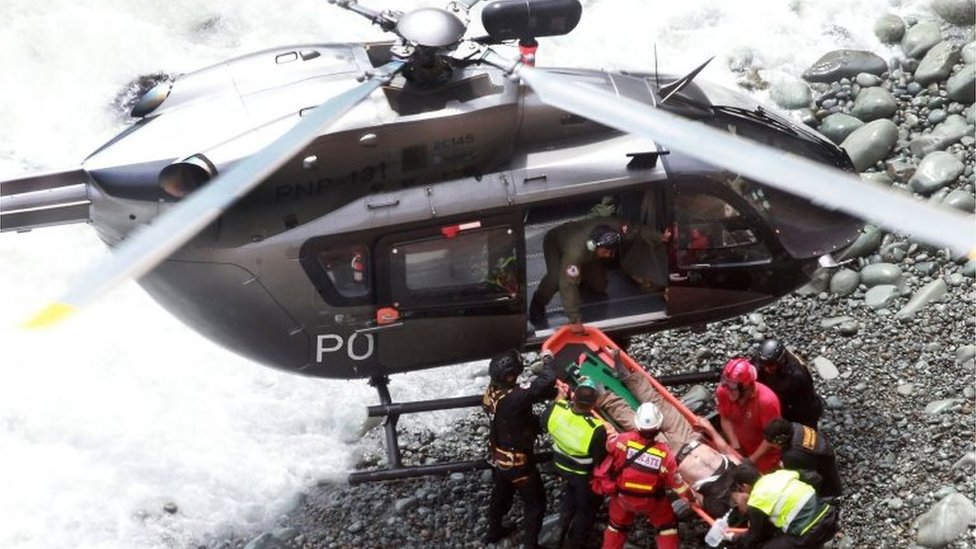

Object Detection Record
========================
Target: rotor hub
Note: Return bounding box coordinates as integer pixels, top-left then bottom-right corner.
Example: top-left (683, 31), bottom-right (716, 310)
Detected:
top-left (396, 7), bottom-right (466, 48)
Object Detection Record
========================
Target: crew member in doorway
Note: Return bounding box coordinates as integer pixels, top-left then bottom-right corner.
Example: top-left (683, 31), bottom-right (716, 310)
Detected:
top-left (753, 339), bottom-right (824, 428)
top-left (762, 418), bottom-right (842, 499)
top-left (602, 403), bottom-right (690, 549)
top-left (729, 461), bottom-right (839, 548)
top-left (716, 358), bottom-right (782, 473)
top-left (482, 349), bottom-right (558, 548)
top-left (529, 218), bottom-right (630, 333)
top-left (541, 378), bottom-right (608, 549)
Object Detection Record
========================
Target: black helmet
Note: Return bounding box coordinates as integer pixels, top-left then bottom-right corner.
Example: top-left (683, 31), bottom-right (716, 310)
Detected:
top-left (757, 338), bottom-right (786, 366)
top-left (587, 225), bottom-right (621, 252)
top-left (489, 349), bottom-right (524, 383)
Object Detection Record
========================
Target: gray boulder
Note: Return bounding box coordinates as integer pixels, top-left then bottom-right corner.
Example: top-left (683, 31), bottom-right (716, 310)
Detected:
top-left (864, 284), bottom-right (900, 309)
top-left (770, 76), bottom-right (812, 110)
top-left (851, 87), bottom-right (898, 121)
top-left (931, 0), bottom-right (976, 25)
top-left (861, 263), bottom-right (904, 287)
top-left (915, 493), bottom-right (976, 548)
top-left (902, 22), bottom-right (943, 59)
top-left (840, 119), bottom-right (899, 171)
top-left (802, 50), bottom-right (888, 83)
top-left (829, 268), bottom-right (860, 296)
top-left (942, 189), bottom-right (976, 212)
top-left (963, 41), bottom-right (976, 65)
top-left (909, 151), bottom-right (965, 194)
top-left (896, 279), bottom-right (947, 320)
top-left (915, 41), bottom-right (962, 86)
top-left (909, 114), bottom-right (972, 156)
top-left (947, 64), bottom-right (976, 104)
top-left (874, 14), bottom-right (906, 44)
top-left (819, 113), bottom-right (864, 144)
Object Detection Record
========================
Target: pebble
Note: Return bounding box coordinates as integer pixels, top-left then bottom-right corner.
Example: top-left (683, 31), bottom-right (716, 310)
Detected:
top-left (864, 284), bottom-right (899, 309)
top-left (931, 0), bottom-right (976, 26)
top-left (946, 63), bottom-right (976, 104)
top-left (925, 399), bottom-right (962, 414)
top-left (802, 50), bottom-right (887, 82)
top-left (812, 356), bottom-right (840, 380)
top-left (829, 268), bottom-right (859, 296)
top-left (851, 87), bottom-right (898, 120)
top-left (860, 263), bottom-right (904, 287)
top-left (895, 279), bottom-right (947, 321)
top-left (818, 112), bottom-right (863, 144)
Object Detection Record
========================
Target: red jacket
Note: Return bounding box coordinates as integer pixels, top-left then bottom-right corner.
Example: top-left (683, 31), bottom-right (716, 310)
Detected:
top-left (606, 432), bottom-right (689, 498)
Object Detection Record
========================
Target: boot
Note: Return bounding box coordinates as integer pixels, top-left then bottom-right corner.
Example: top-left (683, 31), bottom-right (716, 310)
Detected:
top-left (529, 298), bottom-right (548, 328)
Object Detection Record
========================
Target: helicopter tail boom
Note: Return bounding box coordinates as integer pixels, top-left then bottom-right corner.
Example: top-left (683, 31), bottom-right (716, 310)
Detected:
top-left (0, 168), bottom-right (91, 232)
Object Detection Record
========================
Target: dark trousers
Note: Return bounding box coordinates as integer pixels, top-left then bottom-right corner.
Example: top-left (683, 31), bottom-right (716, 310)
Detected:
top-left (761, 507), bottom-right (839, 549)
top-left (488, 464), bottom-right (546, 549)
top-left (559, 473), bottom-right (601, 549)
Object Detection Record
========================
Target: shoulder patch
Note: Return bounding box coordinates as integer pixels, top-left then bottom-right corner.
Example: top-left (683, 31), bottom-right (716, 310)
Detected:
top-left (565, 264), bottom-right (580, 278)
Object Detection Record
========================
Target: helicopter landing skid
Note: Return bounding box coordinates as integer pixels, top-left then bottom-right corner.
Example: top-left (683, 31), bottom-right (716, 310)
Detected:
top-left (347, 375), bottom-right (519, 484)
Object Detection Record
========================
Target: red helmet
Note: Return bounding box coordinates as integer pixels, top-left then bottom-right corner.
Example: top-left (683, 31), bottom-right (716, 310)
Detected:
top-left (722, 358), bottom-right (757, 387)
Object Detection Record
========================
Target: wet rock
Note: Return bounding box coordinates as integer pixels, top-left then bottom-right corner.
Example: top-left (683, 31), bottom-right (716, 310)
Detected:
top-left (931, 0), bottom-right (976, 26)
top-left (909, 151), bottom-right (965, 194)
top-left (770, 76), bottom-right (812, 109)
top-left (802, 50), bottom-right (887, 83)
top-left (851, 87), bottom-right (898, 121)
top-left (915, 42), bottom-right (961, 86)
top-left (860, 263), bottom-right (904, 287)
top-left (963, 41), bottom-right (976, 65)
top-left (855, 72), bottom-right (883, 87)
top-left (942, 189), bottom-right (976, 212)
top-left (874, 14), bottom-right (906, 43)
top-left (896, 383), bottom-right (915, 396)
top-left (864, 284), bottom-right (899, 309)
top-left (819, 113), bottom-right (864, 144)
top-left (895, 279), bottom-right (948, 321)
top-left (902, 21), bottom-right (943, 59)
top-left (394, 496), bottom-right (419, 514)
top-left (946, 64), bottom-right (976, 104)
top-left (911, 115), bottom-right (971, 156)
top-left (952, 452), bottom-right (976, 472)
top-left (840, 119), bottom-right (899, 171)
top-left (829, 268), bottom-right (860, 296)
top-left (825, 396), bottom-right (844, 410)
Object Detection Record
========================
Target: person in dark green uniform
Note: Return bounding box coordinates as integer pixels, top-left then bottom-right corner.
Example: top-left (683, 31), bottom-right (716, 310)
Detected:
top-left (529, 218), bottom-right (629, 332)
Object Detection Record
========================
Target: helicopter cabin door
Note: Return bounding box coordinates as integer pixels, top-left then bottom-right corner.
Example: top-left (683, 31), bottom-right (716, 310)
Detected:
top-left (666, 182), bottom-right (784, 319)
top-left (372, 213), bottom-right (526, 370)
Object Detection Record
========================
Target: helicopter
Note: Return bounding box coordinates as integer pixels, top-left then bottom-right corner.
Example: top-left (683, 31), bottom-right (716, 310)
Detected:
top-left (2, 0), bottom-right (973, 482)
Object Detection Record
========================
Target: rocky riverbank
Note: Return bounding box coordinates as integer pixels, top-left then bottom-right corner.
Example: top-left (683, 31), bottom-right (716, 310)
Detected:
top-left (210, 6), bottom-right (975, 549)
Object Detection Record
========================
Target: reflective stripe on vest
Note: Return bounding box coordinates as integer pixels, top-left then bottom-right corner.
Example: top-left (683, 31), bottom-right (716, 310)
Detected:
top-left (546, 400), bottom-right (603, 475)
top-left (748, 469), bottom-right (815, 531)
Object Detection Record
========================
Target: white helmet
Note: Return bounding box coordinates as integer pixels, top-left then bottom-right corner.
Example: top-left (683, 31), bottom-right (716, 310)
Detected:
top-left (634, 402), bottom-right (663, 431)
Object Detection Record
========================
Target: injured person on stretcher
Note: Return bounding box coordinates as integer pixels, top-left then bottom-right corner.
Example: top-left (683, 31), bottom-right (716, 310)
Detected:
top-left (596, 349), bottom-right (741, 518)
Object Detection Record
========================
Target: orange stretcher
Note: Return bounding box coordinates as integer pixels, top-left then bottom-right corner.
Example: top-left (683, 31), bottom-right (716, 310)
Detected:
top-left (542, 324), bottom-right (746, 536)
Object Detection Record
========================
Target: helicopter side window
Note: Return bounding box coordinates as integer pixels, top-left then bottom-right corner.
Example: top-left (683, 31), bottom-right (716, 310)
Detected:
top-left (390, 226), bottom-right (518, 309)
top-left (315, 245), bottom-right (371, 300)
top-left (674, 193), bottom-right (770, 268)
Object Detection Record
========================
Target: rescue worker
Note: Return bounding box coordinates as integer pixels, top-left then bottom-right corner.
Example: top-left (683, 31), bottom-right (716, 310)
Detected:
top-left (482, 348), bottom-right (558, 548)
top-left (762, 418), bottom-right (842, 498)
top-left (602, 403), bottom-right (690, 549)
top-left (541, 378), bottom-right (608, 549)
top-left (753, 339), bottom-right (824, 428)
top-left (728, 461), bottom-right (839, 548)
top-left (716, 358), bottom-right (782, 473)
top-left (529, 218), bottom-right (629, 332)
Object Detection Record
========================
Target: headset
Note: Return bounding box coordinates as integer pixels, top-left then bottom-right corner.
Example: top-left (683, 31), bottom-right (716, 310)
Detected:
top-left (586, 225), bottom-right (621, 252)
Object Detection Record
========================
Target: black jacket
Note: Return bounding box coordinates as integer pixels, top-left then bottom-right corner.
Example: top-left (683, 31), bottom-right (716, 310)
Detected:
top-left (755, 349), bottom-right (823, 427)
top-left (483, 362), bottom-right (558, 454)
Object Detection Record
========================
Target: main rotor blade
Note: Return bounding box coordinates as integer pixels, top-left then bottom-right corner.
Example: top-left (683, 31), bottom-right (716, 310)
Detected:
top-left (511, 63), bottom-right (976, 259)
top-left (26, 61), bottom-right (404, 329)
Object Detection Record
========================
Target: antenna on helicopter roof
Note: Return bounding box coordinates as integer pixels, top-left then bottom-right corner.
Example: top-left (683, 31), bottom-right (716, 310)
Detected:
top-left (659, 56), bottom-right (715, 104)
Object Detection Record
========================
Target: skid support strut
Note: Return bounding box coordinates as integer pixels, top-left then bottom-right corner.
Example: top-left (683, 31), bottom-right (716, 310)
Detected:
top-left (348, 375), bottom-right (490, 484)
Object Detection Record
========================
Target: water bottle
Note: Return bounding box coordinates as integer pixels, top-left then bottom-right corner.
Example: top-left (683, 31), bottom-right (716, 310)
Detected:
top-left (704, 514), bottom-right (730, 547)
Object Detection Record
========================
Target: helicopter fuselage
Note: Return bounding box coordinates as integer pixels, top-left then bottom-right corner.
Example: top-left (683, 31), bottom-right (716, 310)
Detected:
top-left (10, 41), bottom-right (863, 379)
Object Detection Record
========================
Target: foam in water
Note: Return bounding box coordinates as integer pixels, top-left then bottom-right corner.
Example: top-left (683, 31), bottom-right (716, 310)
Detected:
top-left (0, 1), bottom-right (929, 547)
